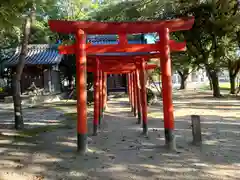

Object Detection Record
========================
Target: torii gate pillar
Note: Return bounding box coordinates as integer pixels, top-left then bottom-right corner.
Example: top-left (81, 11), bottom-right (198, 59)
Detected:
top-left (159, 28), bottom-right (175, 150)
top-left (75, 29), bottom-right (88, 153)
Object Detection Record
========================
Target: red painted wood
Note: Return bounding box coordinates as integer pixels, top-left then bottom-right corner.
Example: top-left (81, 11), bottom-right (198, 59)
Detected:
top-left (99, 70), bottom-right (103, 119)
top-left (106, 71), bottom-right (132, 74)
top-left (133, 71), bottom-right (137, 117)
top-left (131, 73), bottom-right (135, 115)
top-left (127, 74), bottom-right (132, 107)
top-left (103, 66), bottom-right (136, 72)
top-left (102, 72), bottom-right (106, 111)
top-left (159, 28), bottom-right (174, 130)
top-left (58, 40), bottom-right (186, 55)
top-left (118, 34), bottom-right (128, 45)
top-left (48, 17), bottom-right (194, 34)
top-left (87, 56), bottom-right (153, 61)
top-left (93, 58), bottom-right (100, 127)
top-left (139, 59), bottom-right (148, 129)
top-left (145, 64), bottom-right (158, 70)
top-left (75, 30), bottom-right (87, 134)
top-left (87, 63), bottom-right (157, 72)
top-left (103, 73), bottom-right (107, 109)
top-left (135, 70), bottom-right (142, 121)
top-left (130, 73), bottom-right (134, 112)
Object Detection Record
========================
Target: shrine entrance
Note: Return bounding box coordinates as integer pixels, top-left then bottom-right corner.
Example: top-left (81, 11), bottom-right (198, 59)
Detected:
top-left (48, 18), bottom-right (194, 153)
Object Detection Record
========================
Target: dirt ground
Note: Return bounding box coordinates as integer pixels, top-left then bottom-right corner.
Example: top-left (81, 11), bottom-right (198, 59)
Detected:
top-left (0, 90), bottom-right (239, 180)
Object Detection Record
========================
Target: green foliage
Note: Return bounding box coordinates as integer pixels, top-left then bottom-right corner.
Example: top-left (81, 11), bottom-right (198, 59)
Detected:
top-left (91, 0), bottom-right (176, 21)
top-left (174, 0), bottom-right (240, 96)
top-left (0, 0), bottom-right (27, 28)
top-left (0, 0), bottom-right (59, 45)
top-left (177, 0), bottom-right (240, 64)
top-left (29, 20), bottom-right (57, 44)
top-left (50, 0), bottom-right (100, 20)
top-left (0, 0), bottom-right (60, 72)
top-left (172, 52), bottom-right (196, 71)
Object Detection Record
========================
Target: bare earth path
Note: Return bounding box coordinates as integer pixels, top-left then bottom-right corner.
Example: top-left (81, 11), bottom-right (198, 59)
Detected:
top-left (0, 91), bottom-right (240, 180)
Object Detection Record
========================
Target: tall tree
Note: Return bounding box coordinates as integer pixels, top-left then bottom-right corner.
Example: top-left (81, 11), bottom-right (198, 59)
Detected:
top-left (221, 39), bottom-right (240, 94)
top-left (172, 52), bottom-right (197, 89)
top-left (13, 2), bottom-right (36, 129)
top-left (2, 0), bottom-right (57, 129)
top-left (175, 0), bottom-right (240, 97)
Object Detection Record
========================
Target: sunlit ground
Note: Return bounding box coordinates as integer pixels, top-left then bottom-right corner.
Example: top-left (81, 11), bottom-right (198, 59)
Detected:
top-left (0, 90), bottom-right (239, 180)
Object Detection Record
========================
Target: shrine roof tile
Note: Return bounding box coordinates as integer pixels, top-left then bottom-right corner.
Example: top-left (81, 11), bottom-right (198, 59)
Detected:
top-left (2, 44), bottom-right (63, 66)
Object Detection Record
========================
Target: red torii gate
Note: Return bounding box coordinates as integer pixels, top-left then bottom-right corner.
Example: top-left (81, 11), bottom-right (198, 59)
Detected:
top-left (48, 17), bottom-right (194, 153)
top-left (87, 59), bottom-right (157, 134)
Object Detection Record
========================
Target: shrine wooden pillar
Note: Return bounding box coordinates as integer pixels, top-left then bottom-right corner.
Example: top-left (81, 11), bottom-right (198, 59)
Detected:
top-left (127, 73), bottom-right (132, 108)
top-left (159, 28), bottom-right (175, 150)
top-left (139, 59), bottom-right (148, 134)
top-left (101, 72), bottom-right (105, 112)
top-left (131, 72), bottom-right (136, 116)
top-left (93, 58), bottom-right (100, 136)
top-left (103, 73), bottom-right (107, 110)
top-left (135, 69), bottom-right (142, 124)
top-left (130, 72), bottom-right (134, 112)
top-left (75, 29), bottom-right (87, 153)
top-left (130, 73), bottom-right (134, 112)
top-left (99, 70), bottom-right (103, 125)
top-left (133, 71), bottom-right (138, 117)
top-left (131, 73), bottom-right (134, 112)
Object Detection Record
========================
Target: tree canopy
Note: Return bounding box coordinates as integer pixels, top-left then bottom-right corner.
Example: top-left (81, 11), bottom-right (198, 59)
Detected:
top-left (1, 0), bottom-right (240, 97)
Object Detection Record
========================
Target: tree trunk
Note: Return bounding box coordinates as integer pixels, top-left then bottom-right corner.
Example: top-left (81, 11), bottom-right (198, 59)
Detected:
top-left (209, 71), bottom-right (221, 97)
top-left (180, 77), bottom-right (187, 89)
top-left (206, 71), bottom-right (213, 90)
top-left (12, 16), bottom-right (32, 129)
top-left (228, 59), bottom-right (240, 95)
top-left (178, 70), bottom-right (189, 90)
top-left (209, 78), bottom-right (213, 90)
top-left (230, 75), bottom-right (236, 94)
top-left (237, 78), bottom-right (240, 94)
top-left (12, 75), bottom-right (23, 129)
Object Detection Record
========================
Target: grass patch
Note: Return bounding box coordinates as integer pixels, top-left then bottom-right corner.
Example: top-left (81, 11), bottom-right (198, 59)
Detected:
top-left (199, 82), bottom-right (231, 91)
top-left (199, 85), bottom-right (210, 91)
top-left (219, 82), bottom-right (230, 90)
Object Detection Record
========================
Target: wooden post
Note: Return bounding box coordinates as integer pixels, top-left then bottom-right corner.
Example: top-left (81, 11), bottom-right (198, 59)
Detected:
top-left (103, 73), bottom-right (107, 110)
top-left (102, 72), bottom-right (104, 111)
top-left (130, 73), bottom-right (134, 112)
top-left (93, 58), bottom-right (100, 136)
top-left (131, 72), bottom-right (136, 115)
top-left (159, 28), bottom-right (175, 150)
top-left (133, 71), bottom-right (137, 117)
top-left (136, 69), bottom-right (142, 124)
top-left (139, 59), bottom-right (148, 135)
top-left (99, 70), bottom-right (103, 125)
top-left (75, 29), bottom-right (87, 153)
top-left (127, 73), bottom-right (132, 107)
top-left (191, 115), bottom-right (202, 145)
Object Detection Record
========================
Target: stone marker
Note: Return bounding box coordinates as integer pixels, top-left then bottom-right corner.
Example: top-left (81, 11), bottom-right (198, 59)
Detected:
top-left (191, 115), bottom-right (202, 145)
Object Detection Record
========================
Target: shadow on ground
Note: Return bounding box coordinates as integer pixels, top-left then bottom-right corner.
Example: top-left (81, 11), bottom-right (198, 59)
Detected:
top-left (0, 91), bottom-right (239, 180)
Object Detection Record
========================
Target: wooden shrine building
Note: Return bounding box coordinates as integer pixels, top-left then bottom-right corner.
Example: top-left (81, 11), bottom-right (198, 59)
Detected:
top-left (2, 44), bottom-right (63, 94)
